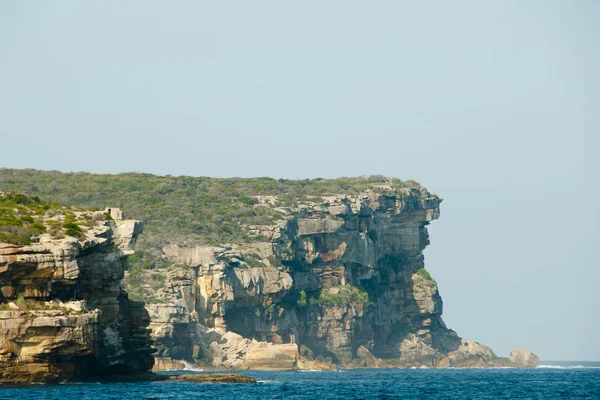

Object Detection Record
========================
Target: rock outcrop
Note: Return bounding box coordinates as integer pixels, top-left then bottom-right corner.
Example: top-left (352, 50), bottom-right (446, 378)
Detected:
top-left (142, 187), bottom-right (538, 369)
top-left (510, 348), bottom-right (539, 368)
top-left (0, 213), bottom-right (154, 383)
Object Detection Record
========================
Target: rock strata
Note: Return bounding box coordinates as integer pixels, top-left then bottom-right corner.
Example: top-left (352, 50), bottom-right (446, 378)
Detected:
top-left (0, 211), bottom-right (154, 383)
top-left (141, 188), bottom-right (538, 369)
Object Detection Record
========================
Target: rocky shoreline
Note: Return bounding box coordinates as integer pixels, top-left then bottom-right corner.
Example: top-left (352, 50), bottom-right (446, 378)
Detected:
top-left (0, 372), bottom-right (257, 386)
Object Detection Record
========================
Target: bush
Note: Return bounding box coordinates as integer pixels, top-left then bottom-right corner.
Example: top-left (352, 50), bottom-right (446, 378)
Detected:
top-left (304, 285), bottom-right (370, 307)
top-left (0, 192), bottom-right (55, 244)
top-left (416, 268), bottom-right (433, 281)
top-left (297, 290), bottom-right (307, 307)
top-left (63, 215), bottom-right (84, 239)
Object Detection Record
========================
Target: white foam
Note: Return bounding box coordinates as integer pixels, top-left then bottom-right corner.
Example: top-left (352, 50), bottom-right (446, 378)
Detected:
top-left (182, 360), bottom-right (204, 371)
top-left (537, 364), bottom-right (600, 369)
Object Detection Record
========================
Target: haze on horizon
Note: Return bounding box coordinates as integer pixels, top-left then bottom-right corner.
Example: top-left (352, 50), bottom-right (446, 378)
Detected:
top-left (1, 1), bottom-right (598, 361)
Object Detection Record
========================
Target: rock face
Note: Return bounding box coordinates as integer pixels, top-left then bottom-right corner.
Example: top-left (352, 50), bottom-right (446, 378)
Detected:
top-left (144, 187), bottom-right (537, 369)
top-left (510, 348), bottom-right (539, 368)
top-left (0, 216), bottom-right (154, 383)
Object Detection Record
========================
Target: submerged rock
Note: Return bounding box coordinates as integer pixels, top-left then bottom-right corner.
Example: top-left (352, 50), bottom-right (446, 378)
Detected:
top-left (169, 373), bottom-right (256, 383)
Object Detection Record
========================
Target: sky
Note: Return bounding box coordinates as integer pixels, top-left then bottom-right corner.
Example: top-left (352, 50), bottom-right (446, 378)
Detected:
top-left (1, 1), bottom-right (599, 361)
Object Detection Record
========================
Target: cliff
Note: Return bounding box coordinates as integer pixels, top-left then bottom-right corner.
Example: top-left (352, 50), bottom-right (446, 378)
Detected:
top-left (0, 172), bottom-right (538, 371)
top-left (143, 187), bottom-right (537, 369)
top-left (0, 201), bottom-right (154, 383)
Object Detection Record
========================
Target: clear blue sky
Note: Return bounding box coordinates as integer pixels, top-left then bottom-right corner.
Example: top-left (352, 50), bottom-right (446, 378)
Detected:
top-left (1, 1), bottom-right (598, 361)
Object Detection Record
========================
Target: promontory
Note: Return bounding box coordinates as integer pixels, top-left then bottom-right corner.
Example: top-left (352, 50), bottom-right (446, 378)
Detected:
top-left (0, 170), bottom-right (538, 382)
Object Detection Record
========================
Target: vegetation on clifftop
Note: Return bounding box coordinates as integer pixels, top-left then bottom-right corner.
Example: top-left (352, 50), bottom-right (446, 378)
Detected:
top-left (0, 192), bottom-right (52, 244)
top-left (0, 191), bottom-right (109, 245)
top-left (0, 169), bottom-right (424, 251)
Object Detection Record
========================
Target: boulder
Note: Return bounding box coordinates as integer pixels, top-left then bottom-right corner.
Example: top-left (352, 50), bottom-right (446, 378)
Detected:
top-left (510, 348), bottom-right (539, 368)
top-left (244, 343), bottom-right (299, 370)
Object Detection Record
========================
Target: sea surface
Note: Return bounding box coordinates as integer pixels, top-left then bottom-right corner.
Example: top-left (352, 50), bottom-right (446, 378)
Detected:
top-left (1, 362), bottom-right (599, 400)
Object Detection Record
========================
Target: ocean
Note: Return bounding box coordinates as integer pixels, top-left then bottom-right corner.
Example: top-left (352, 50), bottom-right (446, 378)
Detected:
top-left (1, 362), bottom-right (599, 399)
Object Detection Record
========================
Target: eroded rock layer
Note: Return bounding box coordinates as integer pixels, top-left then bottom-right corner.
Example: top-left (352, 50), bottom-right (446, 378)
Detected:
top-left (0, 216), bottom-right (154, 383)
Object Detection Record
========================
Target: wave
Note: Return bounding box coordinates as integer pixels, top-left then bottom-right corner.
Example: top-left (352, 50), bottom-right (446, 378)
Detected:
top-left (537, 365), bottom-right (600, 369)
top-left (182, 360), bottom-right (203, 371)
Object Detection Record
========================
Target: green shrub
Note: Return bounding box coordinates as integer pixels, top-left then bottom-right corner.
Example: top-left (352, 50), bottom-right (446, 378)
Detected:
top-left (307, 285), bottom-right (370, 306)
top-left (0, 232), bottom-right (31, 245)
top-left (416, 268), bottom-right (433, 281)
top-left (297, 290), bottom-right (308, 307)
top-left (31, 221), bottom-right (47, 234)
top-left (0, 192), bottom-right (56, 244)
top-left (63, 221), bottom-right (84, 239)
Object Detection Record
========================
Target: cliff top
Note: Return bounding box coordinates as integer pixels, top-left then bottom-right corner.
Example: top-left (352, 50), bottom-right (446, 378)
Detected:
top-left (0, 191), bottom-right (120, 246)
top-left (0, 169), bottom-right (438, 248)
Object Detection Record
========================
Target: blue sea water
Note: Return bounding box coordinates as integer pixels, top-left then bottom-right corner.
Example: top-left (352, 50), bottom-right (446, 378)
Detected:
top-left (1, 363), bottom-right (599, 400)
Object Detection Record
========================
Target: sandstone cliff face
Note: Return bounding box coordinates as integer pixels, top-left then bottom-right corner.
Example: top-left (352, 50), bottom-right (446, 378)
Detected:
top-left (0, 215), bottom-right (154, 383)
top-left (146, 188), bottom-right (536, 369)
